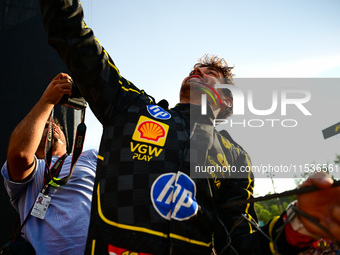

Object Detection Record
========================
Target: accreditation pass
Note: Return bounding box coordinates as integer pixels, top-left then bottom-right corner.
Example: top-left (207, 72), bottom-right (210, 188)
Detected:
top-left (31, 192), bottom-right (51, 220)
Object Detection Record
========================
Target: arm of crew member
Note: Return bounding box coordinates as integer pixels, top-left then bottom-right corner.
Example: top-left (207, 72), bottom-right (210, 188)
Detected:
top-left (39, 0), bottom-right (139, 124)
top-left (7, 73), bottom-right (72, 182)
top-left (297, 172), bottom-right (340, 240)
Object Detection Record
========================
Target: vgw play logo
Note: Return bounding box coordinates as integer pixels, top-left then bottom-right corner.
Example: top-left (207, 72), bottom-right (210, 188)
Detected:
top-left (201, 84), bottom-right (312, 128)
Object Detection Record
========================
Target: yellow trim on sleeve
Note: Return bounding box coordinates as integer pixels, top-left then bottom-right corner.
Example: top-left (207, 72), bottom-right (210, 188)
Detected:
top-left (169, 233), bottom-right (212, 247)
top-left (103, 50), bottom-right (122, 78)
top-left (269, 216), bottom-right (280, 255)
top-left (245, 153), bottom-right (253, 190)
top-left (98, 155), bottom-right (104, 161)
top-left (245, 189), bottom-right (253, 233)
top-left (242, 152), bottom-right (255, 233)
top-left (121, 86), bottom-right (141, 94)
top-left (91, 239), bottom-right (96, 255)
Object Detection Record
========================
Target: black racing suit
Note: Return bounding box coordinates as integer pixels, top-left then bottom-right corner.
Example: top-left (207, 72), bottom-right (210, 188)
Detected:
top-left (39, 0), bottom-right (304, 254)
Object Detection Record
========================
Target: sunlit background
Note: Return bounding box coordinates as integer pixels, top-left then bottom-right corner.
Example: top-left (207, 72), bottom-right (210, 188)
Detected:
top-left (80, 0), bottom-right (340, 196)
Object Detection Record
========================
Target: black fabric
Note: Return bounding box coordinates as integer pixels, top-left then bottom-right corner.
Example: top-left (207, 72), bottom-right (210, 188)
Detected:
top-left (0, 235), bottom-right (35, 255)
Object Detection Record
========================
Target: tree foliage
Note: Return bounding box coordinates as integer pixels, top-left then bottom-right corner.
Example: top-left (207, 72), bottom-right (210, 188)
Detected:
top-left (254, 154), bottom-right (340, 225)
top-left (255, 195), bottom-right (295, 225)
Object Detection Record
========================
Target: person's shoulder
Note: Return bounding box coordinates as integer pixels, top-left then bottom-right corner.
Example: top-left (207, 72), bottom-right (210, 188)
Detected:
top-left (2, 156), bottom-right (44, 181)
top-left (81, 149), bottom-right (99, 159)
top-left (1, 161), bottom-right (10, 180)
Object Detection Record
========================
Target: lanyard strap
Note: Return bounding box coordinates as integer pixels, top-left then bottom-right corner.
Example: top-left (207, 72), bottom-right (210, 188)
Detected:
top-left (43, 153), bottom-right (68, 191)
top-left (44, 108), bottom-right (86, 190)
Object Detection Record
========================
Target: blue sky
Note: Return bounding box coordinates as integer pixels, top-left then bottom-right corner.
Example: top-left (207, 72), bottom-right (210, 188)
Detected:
top-left (80, 0), bottom-right (340, 195)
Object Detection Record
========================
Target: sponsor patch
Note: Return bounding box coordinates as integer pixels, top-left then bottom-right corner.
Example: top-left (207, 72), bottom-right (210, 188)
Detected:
top-left (108, 244), bottom-right (152, 255)
top-left (130, 142), bottom-right (163, 162)
top-left (150, 172), bottom-right (198, 221)
top-left (147, 105), bottom-right (171, 120)
top-left (132, 116), bottom-right (169, 147)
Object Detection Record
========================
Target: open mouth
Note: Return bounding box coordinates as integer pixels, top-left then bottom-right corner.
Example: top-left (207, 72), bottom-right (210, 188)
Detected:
top-left (185, 75), bottom-right (206, 85)
top-left (185, 75), bottom-right (223, 106)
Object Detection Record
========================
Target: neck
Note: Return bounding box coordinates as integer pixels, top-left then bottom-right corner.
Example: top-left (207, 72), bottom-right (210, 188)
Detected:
top-left (179, 92), bottom-right (203, 105)
top-left (179, 99), bottom-right (221, 119)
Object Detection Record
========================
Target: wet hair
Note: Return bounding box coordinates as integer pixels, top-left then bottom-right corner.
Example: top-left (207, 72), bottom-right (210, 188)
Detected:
top-left (194, 54), bottom-right (234, 119)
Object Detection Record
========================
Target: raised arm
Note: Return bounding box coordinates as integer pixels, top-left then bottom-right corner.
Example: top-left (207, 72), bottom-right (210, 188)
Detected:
top-left (7, 73), bottom-right (72, 182)
top-left (39, 0), bottom-right (143, 124)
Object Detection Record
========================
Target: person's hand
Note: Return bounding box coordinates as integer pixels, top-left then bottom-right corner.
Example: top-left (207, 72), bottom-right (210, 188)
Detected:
top-left (297, 172), bottom-right (340, 240)
top-left (40, 72), bottom-right (72, 105)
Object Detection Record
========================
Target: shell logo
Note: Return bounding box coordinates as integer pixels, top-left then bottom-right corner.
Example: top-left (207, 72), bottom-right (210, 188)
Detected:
top-left (132, 116), bottom-right (169, 146)
top-left (138, 121), bottom-right (165, 142)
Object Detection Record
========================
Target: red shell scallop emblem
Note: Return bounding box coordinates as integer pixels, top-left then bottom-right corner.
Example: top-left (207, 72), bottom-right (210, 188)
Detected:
top-left (137, 121), bottom-right (166, 142)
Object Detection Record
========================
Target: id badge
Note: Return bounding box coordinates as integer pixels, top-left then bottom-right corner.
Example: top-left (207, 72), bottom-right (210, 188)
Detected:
top-left (31, 192), bottom-right (51, 220)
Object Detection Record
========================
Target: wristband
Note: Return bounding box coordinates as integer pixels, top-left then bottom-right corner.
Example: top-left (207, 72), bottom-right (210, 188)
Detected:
top-left (286, 201), bottom-right (319, 239)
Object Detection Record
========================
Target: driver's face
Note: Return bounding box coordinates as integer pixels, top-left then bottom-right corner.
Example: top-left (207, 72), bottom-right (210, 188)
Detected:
top-left (181, 66), bottom-right (222, 89)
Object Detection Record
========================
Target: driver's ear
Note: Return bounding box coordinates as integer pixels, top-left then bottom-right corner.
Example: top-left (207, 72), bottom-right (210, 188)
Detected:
top-left (224, 97), bottom-right (232, 108)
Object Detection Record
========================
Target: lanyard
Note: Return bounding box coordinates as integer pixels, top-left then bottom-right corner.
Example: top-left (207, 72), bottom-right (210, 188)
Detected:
top-left (43, 108), bottom-right (86, 194)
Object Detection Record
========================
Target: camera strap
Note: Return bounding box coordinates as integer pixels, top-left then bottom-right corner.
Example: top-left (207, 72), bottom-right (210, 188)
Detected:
top-left (43, 108), bottom-right (87, 193)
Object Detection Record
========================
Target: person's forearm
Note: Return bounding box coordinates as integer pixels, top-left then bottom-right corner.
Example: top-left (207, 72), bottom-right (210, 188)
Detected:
top-left (7, 98), bottom-right (54, 181)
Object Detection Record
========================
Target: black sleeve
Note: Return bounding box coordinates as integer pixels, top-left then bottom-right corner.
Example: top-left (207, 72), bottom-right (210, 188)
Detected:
top-left (39, 0), bottom-right (149, 125)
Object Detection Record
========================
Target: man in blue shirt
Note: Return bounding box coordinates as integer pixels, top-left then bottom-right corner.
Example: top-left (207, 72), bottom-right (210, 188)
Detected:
top-left (1, 73), bottom-right (98, 255)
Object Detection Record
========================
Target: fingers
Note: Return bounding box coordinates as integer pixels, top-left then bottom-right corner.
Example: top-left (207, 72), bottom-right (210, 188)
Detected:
top-left (300, 172), bottom-right (333, 190)
top-left (53, 72), bottom-right (71, 81)
top-left (297, 173), bottom-right (340, 240)
top-left (328, 205), bottom-right (340, 240)
top-left (51, 73), bottom-right (73, 90)
top-left (49, 80), bottom-right (72, 97)
top-left (52, 123), bottom-right (60, 135)
top-left (41, 73), bottom-right (73, 105)
top-left (49, 74), bottom-right (73, 96)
